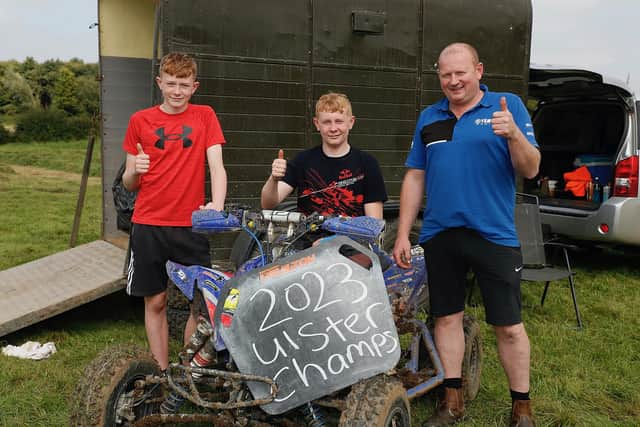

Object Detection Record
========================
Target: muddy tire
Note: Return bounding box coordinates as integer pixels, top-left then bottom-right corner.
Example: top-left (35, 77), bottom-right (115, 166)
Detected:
top-left (167, 280), bottom-right (192, 342)
top-left (230, 231), bottom-right (263, 270)
top-left (69, 344), bottom-right (163, 426)
top-left (462, 315), bottom-right (482, 401)
top-left (167, 307), bottom-right (190, 343)
top-left (339, 375), bottom-right (410, 427)
top-left (423, 314), bottom-right (482, 401)
top-left (167, 283), bottom-right (190, 311)
top-left (381, 218), bottom-right (422, 254)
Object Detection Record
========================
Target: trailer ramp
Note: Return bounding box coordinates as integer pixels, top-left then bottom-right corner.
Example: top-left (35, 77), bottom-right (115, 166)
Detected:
top-left (0, 240), bottom-right (126, 337)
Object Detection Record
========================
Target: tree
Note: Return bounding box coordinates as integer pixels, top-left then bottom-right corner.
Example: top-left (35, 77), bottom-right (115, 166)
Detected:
top-left (16, 57), bottom-right (53, 110)
top-left (52, 66), bottom-right (80, 115)
top-left (16, 57), bottom-right (38, 79)
top-left (0, 58), bottom-right (100, 141)
top-left (67, 58), bottom-right (98, 78)
top-left (76, 74), bottom-right (100, 117)
top-left (0, 63), bottom-right (37, 114)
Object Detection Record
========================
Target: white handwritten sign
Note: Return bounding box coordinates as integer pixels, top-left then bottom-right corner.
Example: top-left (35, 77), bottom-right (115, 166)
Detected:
top-left (216, 236), bottom-right (401, 415)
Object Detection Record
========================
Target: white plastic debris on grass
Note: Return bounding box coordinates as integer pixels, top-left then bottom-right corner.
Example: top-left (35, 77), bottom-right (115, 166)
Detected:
top-left (1, 341), bottom-right (57, 360)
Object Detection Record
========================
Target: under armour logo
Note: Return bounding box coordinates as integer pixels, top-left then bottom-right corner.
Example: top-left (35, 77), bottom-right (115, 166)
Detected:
top-left (154, 125), bottom-right (193, 149)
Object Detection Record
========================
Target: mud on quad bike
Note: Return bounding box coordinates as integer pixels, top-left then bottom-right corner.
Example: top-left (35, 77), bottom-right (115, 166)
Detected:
top-left (70, 207), bottom-right (482, 426)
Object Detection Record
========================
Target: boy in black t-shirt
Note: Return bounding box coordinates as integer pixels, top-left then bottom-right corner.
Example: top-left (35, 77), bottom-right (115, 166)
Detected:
top-left (261, 92), bottom-right (387, 218)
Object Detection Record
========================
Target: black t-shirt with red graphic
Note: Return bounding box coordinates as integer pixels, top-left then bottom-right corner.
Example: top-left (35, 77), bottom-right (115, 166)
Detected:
top-left (282, 145), bottom-right (388, 217)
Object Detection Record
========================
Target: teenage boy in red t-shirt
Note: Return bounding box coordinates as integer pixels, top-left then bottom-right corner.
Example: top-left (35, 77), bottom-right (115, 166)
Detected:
top-left (122, 52), bottom-right (227, 370)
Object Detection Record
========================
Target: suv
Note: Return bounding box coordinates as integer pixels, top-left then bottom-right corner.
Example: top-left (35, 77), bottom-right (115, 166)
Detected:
top-left (525, 65), bottom-right (640, 247)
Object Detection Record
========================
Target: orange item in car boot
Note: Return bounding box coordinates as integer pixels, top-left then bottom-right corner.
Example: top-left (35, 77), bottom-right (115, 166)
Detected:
top-left (563, 166), bottom-right (592, 197)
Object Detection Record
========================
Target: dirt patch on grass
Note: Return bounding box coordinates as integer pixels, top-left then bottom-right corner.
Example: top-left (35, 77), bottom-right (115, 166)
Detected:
top-left (9, 165), bottom-right (100, 183)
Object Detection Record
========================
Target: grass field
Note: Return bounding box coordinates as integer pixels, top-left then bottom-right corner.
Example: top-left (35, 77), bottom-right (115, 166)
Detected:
top-left (0, 140), bottom-right (639, 426)
top-left (0, 140), bottom-right (102, 270)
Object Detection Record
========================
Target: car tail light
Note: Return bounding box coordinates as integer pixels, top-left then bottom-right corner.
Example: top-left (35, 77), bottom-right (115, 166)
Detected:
top-left (612, 155), bottom-right (639, 197)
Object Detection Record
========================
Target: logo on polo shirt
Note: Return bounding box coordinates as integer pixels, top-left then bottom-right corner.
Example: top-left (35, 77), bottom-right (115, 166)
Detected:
top-left (474, 118), bottom-right (492, 126)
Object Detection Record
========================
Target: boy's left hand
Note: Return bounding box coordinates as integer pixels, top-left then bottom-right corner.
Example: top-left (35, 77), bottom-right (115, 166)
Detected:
top-left (200, 202), bottom-right (223, 210)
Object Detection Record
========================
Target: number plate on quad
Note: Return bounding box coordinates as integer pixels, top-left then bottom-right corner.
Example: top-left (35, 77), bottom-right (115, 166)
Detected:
top-left (215, 236), bottom-right (401, 415)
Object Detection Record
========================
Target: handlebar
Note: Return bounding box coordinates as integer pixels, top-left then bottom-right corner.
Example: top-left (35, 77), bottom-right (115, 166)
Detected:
top-left (191, 207), bottom-right (326, 235)
top-left (193, 207), bottom-right (388, 271)
top-left (193, 206), bottom-right (384, 258)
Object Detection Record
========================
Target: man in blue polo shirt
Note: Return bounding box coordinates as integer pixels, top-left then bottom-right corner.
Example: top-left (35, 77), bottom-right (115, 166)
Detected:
top-left (393, 43), bottom-right (540, 426)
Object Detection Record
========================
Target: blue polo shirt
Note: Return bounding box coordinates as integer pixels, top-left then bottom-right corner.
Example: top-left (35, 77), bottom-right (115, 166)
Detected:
top-left (406, 85), bottom-right (538, 246)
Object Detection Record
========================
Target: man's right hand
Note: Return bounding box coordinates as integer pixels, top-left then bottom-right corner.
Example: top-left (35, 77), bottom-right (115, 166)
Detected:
top-left (271, 149), bottom-right (286, 181)
top-left (392, 236), bottom-right (412, 269)
top-left (135, 143), bottom-right (150, 175)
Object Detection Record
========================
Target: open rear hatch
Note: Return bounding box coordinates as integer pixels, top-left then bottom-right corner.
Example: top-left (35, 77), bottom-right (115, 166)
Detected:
top-left (525, 65), bottom-right (633, 214)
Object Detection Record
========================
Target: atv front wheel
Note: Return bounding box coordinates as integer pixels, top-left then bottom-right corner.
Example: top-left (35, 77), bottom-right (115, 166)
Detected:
top-left (70, 344), bottom-right (163, 426)
top-left (339, 375), bottom-right (411, 427)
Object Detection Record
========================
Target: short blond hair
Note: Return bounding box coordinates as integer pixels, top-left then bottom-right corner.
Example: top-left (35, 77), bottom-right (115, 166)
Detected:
top-left (315, 92), bottom-right (353, 116)
top-left (159, 52), bottom-right (197, 79)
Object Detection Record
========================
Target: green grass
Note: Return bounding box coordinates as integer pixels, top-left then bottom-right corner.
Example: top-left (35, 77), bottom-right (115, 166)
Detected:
top-left (0, 140), bottom-right (639, 426)
top-left (0, 139), bottom-right (102, 177)
top-left (0, 292), bottom-right (147, 427)
top-left (462, 250), bottom-right (640, 426)
top-left (0, 139), bottom-right (102, 270)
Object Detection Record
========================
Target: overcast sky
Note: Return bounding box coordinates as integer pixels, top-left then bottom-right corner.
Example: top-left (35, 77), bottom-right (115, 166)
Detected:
top-left (0, 0), bottom-right (638, 95)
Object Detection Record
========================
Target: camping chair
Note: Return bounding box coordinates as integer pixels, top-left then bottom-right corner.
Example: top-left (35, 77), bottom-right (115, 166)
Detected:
top-left (515, 193), bottom-right (583, 329)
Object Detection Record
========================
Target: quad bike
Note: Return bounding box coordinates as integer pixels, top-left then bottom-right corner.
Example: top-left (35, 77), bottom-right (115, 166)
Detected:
top-left (70, 207), bottom-right (482, 426)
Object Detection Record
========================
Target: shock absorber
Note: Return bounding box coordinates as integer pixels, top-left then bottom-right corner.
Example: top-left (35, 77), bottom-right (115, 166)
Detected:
top-left (159, 390), bottom-right (185, 415)
top-left (161, 317), bottom-right (217, 414)
top-left (179, 316), bottom-right (213, 365)
top-left (189, 334), bottom-right (218, 379)
top-left (303, 401), bottom-right (327, 427)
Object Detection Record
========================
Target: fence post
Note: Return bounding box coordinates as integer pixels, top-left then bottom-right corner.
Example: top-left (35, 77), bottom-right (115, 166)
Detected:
top-left (70, 135), bottom-right (96, 247)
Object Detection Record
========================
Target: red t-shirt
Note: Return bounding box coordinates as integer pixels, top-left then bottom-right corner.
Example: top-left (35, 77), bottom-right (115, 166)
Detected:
top-left (123, 104), bottom-right (225, 226)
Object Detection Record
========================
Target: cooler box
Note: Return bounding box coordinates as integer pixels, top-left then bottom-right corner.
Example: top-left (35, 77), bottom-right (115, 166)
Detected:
top-left (573, 154), bottom-right (613, 185)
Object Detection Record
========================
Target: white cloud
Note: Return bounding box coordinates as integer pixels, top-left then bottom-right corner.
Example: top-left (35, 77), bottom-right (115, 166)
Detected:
top-left (531, 0), bottom-right (638, 94)
top-left (0, 0), bottom-right (98, 62)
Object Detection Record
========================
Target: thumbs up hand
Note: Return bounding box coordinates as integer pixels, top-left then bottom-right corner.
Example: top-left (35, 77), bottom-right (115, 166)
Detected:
top-left (135, 143), bottom-right (150, 175)
top-left (491, 96), bottom-right (517, 139)
top-left (271, 149), bottom-right (287, 181)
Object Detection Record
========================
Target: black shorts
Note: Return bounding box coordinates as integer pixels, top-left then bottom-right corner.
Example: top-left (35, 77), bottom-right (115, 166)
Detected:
top-left (421, 228), bottom-right (523, 326)
top-left (126, 224), bottom-right (211, 297)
